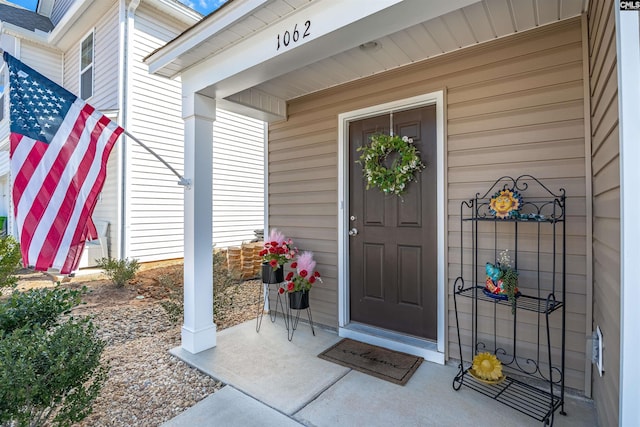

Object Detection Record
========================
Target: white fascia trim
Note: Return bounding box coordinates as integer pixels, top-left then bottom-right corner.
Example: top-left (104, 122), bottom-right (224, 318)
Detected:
top-left (616, 6), bottom-right (640, 426)
top-left (178, 0), bottom-right (477, 98)
top-left (146, 0), bottom-right (272, 74)
top-left (48, 0), bottom-right (92, 46)
top-left (144, 0), bottom-right (202, 24)
top-left (0, 22), bottom-right (53, 49)
top-left (337, 91), bottom-right (446, 361)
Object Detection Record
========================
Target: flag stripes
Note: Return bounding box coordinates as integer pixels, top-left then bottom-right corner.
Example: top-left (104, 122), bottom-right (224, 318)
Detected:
top-left (4, 52), bottom-right (123, 274)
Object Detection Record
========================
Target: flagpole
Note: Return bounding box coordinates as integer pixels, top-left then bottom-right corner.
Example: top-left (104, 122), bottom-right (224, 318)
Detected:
top-left (1, 48), bottom-right (191, 189)
top-left (123, 129), bottom-right (191, 188)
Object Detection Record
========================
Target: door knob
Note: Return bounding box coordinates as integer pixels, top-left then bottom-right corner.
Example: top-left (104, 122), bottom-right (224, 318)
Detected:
top-left (348, 228), bottom-right (358, 236)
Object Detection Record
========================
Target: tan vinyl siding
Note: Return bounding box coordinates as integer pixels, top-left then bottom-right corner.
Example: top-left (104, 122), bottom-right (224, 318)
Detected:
top-left (127, 3), bottom-right (188, 261)
top-left (588, 0), bottom-right (620, 425)
top-left (212, 110), bottom-right (265, 248)
top-left (269, 19), bottom-right (588, 391)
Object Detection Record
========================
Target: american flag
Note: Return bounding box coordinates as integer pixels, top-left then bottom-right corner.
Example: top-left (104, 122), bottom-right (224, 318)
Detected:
top-left (3, 52), bottom-right (123, 274)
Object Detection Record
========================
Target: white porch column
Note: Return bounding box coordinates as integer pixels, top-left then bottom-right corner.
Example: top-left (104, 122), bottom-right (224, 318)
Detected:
top-left (181, 92), bottom-right (216, 354)
top-left (616, 4), bottom-right (640, 426)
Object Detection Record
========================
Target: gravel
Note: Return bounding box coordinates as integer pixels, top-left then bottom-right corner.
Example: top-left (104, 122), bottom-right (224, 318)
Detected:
top-left (14, 269), bottom-right (263, 427)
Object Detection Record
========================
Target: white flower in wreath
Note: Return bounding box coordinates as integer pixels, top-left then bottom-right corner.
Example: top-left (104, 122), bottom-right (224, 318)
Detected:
top-left (355, 133), bottom-right (426, 196)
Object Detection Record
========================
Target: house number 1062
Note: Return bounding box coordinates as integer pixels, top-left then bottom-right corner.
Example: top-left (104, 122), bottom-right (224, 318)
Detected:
top-left (276, 20), bottom-right (311, 50)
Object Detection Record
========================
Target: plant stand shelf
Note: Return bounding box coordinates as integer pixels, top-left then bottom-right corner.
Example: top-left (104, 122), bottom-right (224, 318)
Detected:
top-left (455, 286), bottom-right (563, 315)
top-left (453, 370), bottom-right (562, 423)
top-left (452, 175), bottom-right (566, 426)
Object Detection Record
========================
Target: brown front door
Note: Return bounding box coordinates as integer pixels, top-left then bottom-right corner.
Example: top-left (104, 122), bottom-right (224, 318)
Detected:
top-left (348, 105), bottom-right (437, 340)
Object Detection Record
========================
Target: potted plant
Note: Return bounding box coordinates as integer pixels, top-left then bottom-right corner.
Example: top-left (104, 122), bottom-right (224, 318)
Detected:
top-left (259, 229), bottom-right (297, 284)
top-left (484, 249), bottom-right (520, 314)
top-left (280, 251), bottom-right (322, 309)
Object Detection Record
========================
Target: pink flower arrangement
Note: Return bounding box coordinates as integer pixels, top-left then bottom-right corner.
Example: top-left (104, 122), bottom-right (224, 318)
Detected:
top-left (259, 229), bottom-right (297, 270)
top-left (280, 251), bottom-right (322, 293)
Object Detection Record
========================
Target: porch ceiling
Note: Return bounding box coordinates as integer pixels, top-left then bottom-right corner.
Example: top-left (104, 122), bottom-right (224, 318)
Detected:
top-left (147, 0), bottom-right (588, 121)
top-left (254, 0), bottom-right (588, 103)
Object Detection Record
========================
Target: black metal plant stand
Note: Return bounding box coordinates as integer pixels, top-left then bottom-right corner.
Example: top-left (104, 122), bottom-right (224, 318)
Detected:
top-left (256, 268), bottom-right (289, 333)
top-left (452, 175), bottom-right (566, 426)
top-left (285, 292), bottom-right (315, 342)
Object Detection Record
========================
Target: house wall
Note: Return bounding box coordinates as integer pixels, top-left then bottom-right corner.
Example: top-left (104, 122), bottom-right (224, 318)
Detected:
top-left (62, 2), bottom-right (119, 112)
top-left (587, 0), bottom-right (620, 425)
top-left (60, 2), bottom-right (120, 264)
top-left (268, 19), bottom-right (588, 392)
top-left (125, 3), bottom-right (189, 262)
top-left (212, 109), bottom-right (265, 248)
top-left (19, 40), bottom-right (63, 84)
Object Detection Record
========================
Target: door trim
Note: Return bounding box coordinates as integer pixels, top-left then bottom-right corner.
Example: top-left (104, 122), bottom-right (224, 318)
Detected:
top-left (337, 91), bottom-right (446, 364)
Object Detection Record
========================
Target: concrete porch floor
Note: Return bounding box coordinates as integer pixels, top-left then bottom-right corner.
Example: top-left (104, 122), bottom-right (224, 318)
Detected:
top-left (162, 317), bottom-right (597, 427)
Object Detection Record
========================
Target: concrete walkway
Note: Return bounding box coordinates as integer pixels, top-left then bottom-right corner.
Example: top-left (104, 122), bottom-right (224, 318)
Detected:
top-left (162, 318), bottom-right (597, 427)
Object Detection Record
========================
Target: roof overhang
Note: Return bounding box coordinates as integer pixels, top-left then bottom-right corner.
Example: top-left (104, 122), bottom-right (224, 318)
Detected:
top-left (49, 0), bottom-right (200, 51)
top-left (146, 0), bottom-right (587, 122)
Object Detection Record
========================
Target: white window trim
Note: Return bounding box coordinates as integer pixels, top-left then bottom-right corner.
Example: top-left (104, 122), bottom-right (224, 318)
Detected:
top-left (79, 29), bottom-right (95, 101)
top-left (337, 91), bottom-right (446, 365)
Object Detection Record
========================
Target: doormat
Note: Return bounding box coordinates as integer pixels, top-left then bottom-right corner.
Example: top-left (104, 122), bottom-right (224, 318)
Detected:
top-left (318, 338), bottom-right (423, 385)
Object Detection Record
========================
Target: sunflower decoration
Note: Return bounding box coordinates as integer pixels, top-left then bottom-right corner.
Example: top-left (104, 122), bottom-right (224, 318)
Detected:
top-left (470, 352), bottom-right (504, 383)
top-left (489, 189), bottom-right (523, 219)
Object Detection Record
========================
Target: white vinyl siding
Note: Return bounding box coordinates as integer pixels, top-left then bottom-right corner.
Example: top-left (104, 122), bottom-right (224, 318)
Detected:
top-left (0, 151), bottom-right (8, 176)
top-left (19, 41), bottom-right (63, 85)
top-left (60, 4), bottom-right (120, 266)
top-left (128, 4), bottom-right (265, 261)
top-left (269, 19), bottom-right (588, 391)
top-left (90, 111), bottom-right (120, 264)
top-left (588, 0), bottom-right (620, 425)
top-left (212, 110), bottom-right (264, 248)
top-left (127, 4), bottom-right (189, 262)
top-left (0, 67), bottom-right (8, 147)
top-left (63, 3), bottom-right (119, 111)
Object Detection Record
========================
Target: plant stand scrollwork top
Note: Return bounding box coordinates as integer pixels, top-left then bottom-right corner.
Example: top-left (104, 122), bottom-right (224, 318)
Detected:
top-left (452, 175), bottom-right (566, 426)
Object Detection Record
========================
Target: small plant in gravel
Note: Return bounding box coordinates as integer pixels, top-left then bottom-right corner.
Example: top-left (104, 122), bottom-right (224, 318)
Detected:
top-left (0, 286), bottom-right (108, 427)
top-left (159, 251), bottom-right (241, 325)
top-left (0, 235), bottom-right (22, 290)
top-left (158, 274), bottom-right (183, 324)
top-left (96, 257), bottom-right (140, 287)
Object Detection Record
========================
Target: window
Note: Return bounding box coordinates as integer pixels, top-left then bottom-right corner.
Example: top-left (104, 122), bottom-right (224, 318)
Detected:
top-left (80, 31), bottom-right (94, 100)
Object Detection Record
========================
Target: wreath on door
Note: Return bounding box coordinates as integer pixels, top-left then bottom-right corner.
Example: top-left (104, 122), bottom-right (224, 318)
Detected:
top-left (356, 133), bottom-right (426, 196)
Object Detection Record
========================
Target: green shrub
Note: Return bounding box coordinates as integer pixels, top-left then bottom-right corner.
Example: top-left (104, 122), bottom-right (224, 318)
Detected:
top-left (0, 287), bottom-right (82, 336)
top-left (0, 236), bottom-right (22, 289)
top-left (0, 287), bottom-right (107, 427)
top-left (96, 257), bottom-right (140, 287)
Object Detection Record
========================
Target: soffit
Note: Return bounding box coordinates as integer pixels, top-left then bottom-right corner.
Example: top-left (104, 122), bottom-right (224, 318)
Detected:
top-left (148, 0), bottom-right (588, 105)
top-left (255, 0), bottom-right (589, 101)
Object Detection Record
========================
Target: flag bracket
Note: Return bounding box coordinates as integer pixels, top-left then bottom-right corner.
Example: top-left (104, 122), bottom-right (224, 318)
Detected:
top-left (178, 177), bottom-right (192, 189)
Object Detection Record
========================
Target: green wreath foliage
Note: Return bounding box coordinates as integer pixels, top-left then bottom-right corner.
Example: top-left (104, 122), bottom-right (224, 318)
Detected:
top-left (356, 134), bottom-right (426, 195)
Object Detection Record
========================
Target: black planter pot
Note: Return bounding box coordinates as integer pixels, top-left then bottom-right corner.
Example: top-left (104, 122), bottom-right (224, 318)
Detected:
top-left (288, 291), bottom-right (309, 310)
top-left (261, 263), bottom-right (284, 284)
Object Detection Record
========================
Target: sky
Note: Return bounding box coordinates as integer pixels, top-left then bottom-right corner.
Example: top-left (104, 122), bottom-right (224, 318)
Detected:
top-left (6, 0), bottom-right (227, 16)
